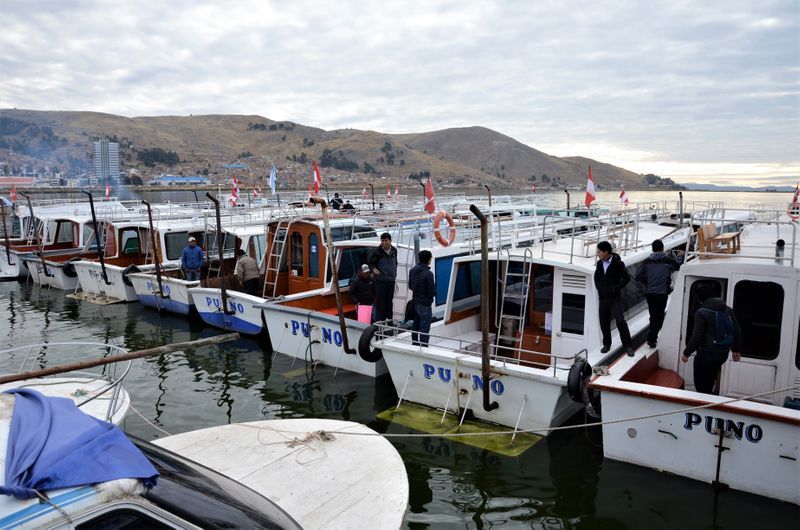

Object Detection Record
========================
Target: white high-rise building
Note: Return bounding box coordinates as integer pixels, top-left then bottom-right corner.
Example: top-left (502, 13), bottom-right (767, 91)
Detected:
top-left (93, 140), bottom-right (120, 181)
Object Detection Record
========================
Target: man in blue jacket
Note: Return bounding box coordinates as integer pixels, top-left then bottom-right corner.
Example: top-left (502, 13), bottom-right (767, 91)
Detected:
top-left (636, 239), bottom-right (684, 347)
top-left (408, 250), bottom-right (435, 346)
top-left (181, 236), bottom-right (204, 281)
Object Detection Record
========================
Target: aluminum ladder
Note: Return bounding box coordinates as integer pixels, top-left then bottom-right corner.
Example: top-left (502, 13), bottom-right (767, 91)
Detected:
top-left (494, 248), bottom-right (533, 358)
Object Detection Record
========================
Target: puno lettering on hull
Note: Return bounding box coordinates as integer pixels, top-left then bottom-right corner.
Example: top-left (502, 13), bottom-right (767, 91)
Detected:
top-left (146, 281), bottom-right (170, 295)
top-left (683, 412), bottom-right (763, 442)
top-left (422, 363), bottom-right (505, 395)
top-left (289, 319), bottom-right (343, 346)
top-left (204, 296), bottom-right (245, 314)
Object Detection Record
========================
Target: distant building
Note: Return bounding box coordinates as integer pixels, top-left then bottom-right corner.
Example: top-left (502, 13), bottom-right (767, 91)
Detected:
top-left (93, 140), bottom-right (120, 182)
top-left (149, 175), bottom-right (211, 186)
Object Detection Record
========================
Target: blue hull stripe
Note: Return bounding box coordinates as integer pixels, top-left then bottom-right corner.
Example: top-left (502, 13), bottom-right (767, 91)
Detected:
top-left (196, 311), bottom-right (263, 335)
top-left (138, 294), bottom-right (192, 315)
top-left (0, 486), bottom-right (97, 529)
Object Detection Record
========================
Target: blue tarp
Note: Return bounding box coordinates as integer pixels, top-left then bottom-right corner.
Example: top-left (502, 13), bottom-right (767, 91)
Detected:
top-left (0, 388), bottom-right (158, 499)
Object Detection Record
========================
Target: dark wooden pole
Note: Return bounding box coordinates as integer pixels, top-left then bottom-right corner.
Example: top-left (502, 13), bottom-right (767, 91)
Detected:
top-left (0, 333), bottom-right (240, 385)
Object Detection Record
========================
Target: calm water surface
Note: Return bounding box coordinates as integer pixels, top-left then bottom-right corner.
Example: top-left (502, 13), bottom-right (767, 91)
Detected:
top-left (2, 191), bottom-right (798, 528)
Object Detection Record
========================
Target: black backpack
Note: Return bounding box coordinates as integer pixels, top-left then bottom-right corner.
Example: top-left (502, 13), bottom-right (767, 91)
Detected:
top-left (710, 308), bottom-right (736, 346)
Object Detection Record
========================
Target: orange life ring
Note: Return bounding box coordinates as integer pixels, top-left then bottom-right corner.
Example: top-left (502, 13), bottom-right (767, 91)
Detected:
top-left (788, 202), bottom-right (800, 221)
top-left (433, 211), bottom-right (456, 247)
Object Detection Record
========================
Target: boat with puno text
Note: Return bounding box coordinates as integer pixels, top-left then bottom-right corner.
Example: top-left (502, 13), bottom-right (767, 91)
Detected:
top-left (584, 210), bottom-right (800, 504)
top-left (375, 203), bottom-right (695, 434)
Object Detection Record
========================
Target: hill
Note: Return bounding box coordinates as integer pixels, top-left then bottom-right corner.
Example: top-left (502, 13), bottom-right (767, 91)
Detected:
top-left (0, 109), bottom-right (676, 190)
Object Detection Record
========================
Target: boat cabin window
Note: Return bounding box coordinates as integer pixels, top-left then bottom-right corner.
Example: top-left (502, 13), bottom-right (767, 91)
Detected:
top-left (2, 214), bottom-right (22, 238)
top-left (561, 293), bottom-right (585, 334)
top-left (621, 262), bottom-right (647, 318)
top-left (337, 247), bottom-right (371, 287)
top-left (120, 228), bottom-right (141, 255)
top-left (308, 233), bottom-right (320, 278)
top-left (76, 507), bottom-right (176, 529)
top-left (330, 225), bottom-right (377, 241)
top-left (685, 278), bottom-right (727, 345)
top-left (55, 220), bottom-right (73, 243)
top-left (452, 261), bottom-right (482, 310)
top-left (251, 233), bottom-right (267, 263)
top-left (290, 232), bottom-right (303, 275)
top-left (733, 280), bottom-right (783, 361)
top-left (205, 232), bottom-right (236, 257)
top-left (164, 231), bottom-right (190, 260)
top-left (434, 253), bottom-right (469, 306)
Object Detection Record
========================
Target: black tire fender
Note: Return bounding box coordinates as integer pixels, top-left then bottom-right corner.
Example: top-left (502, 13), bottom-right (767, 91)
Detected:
top-left (358, 324), bottom-right (383, 363)
top-left (567, 358), bottom-right (591, 403)
top-left (122, 264), bottom-right (141, 286)
top-left (63, 258), bottom-right (79, 278)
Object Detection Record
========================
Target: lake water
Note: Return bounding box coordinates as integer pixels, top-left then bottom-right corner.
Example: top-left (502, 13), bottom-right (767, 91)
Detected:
top-left (1, 190), bottom-right (798, 528)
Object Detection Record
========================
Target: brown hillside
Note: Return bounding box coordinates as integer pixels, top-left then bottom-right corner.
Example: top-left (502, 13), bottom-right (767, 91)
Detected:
top-left (0, 109), bottom-right (654, 189)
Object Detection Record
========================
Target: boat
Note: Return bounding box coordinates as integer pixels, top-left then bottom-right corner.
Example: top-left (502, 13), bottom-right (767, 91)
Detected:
top-left (584, 211), bottom-right (800, 504)
top-left (375, 204), bottom-right (692, 434)
top-left (0, 341), bottom-right (131, 425)
top-left (0, 394), bottom-right (409, 528)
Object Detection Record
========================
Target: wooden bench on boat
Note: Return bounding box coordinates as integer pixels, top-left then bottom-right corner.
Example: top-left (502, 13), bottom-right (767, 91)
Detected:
top-left (696, 224), bottom-right (742, 256)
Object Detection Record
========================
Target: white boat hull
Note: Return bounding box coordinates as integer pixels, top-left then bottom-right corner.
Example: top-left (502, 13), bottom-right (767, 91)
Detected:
top-left (129, 272), bottom-right (197, 315)
top-left (188, 287), bottom-right (266, 335)
top-left (72, 261), bottom-right (139, 302)
top-left (23, 258), bottom-right (81, 290)
top-left (0, 249), bottom-right (27, 279)
top-left (262, 305), bottom-right (388, 378)
top-left (599, 389), bottom-right (800, 504)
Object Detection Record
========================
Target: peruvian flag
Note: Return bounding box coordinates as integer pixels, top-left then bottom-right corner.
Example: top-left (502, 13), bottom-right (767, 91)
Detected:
top-left (619, 186), bottom-right (629, 205)
top-left (230, 176), bottom-right (240, 206)
top-left (386, 185), bottom-right (392, 199)
top-left (531, 183), bottom-right (536, 193)
top-left (9, 184), bottom-right (16, 202)
top-left (792, 184), bottom-right (799, 204)
top-left (105, 181), bottom-right (110, 199)
top-left (362, 187), bottom-right (368, 199)
top-left (423, 176), bottom-right (436, 214)
top-left (312, 162), bottom-right (321, 195)
top-left (584, 166), bottom-right (596, 208)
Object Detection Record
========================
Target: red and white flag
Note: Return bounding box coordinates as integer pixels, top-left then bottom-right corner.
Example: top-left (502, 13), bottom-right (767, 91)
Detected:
top-left (362, 187), bottom-right (368, 199)
top-left (584, 166), bottom-right (596, 208)
top-left (9, 184), bottom-right (16, 202)
top-left (531, 183), bottom-right (536, 193)
top-left (394, 186), bottom-right (399, 198)
top-left (312, 162), bottom-right (321, 195)
top-left (792, 184), bottom-right (799, 204)
top-left (105, 181), bottom-right (110, 199)
top-left (423, 176), bottom-right (436, 214)
top-left (253, 186), bottom-right (261, 198)
top-left (230, 176), bottom-right (240, 206)
top-left (386, 185), bottom-right (392, 199)
top-left (619, 186), bottom-right (629, 206)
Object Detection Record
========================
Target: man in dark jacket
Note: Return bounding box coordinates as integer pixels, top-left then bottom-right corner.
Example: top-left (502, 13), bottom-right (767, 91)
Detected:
top-left (409, 250), bottom-right (435, 346)
top-left (594, 241), bottom-right (633, 355)
top-left (349, 264), bottom-right (374, 306)
top-left (682, 284), bottom-right (742, 394)
top-left (636, 239), bottom-right (684, 347)
top-left (368, 232), bottom-right (398, 322)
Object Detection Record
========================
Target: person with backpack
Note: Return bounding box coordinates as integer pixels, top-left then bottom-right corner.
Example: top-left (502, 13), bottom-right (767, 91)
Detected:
top-left (635, 239), bottom-right (684, 347)
top-left (682, 283), bottom-right (742, 394)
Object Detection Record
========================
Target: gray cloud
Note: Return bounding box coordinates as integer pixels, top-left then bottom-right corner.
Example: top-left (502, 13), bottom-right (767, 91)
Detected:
top-left (0, 0), bottom-right (797, 182)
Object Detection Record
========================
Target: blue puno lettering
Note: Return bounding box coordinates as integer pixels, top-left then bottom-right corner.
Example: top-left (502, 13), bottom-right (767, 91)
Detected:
top-left (684, 412), bottom-right (762, 443)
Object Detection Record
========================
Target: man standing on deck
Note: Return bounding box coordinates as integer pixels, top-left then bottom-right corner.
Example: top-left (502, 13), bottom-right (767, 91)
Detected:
top-left (181, 237), bottom-right (204, 281)
top-left (409, 250), bottom-right (436, 347)
top-left (682, 284), bottom-right (742, 394)
top-left (369, 232), bottom-right (398, 323)
top-left (330, 192), bottom-right (343, 210)
top-left (636, 239), bottom-right (684, 347)
top-left (349, 264), bottom-right (375, 306)
top-left (594, 241), bottom-right (634, 356)
top-left (235, 249), bottom-right (260, 295)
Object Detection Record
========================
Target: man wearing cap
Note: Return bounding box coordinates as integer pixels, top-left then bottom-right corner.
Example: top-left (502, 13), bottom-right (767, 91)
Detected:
top-left (181, 237), bottom-right (204, 281)
top-left (368, 232), bottom-right (398, 322)
top-left (235, 248), bottom-right (260, 295)
top-left (349, 264), bottom-right (375, 306)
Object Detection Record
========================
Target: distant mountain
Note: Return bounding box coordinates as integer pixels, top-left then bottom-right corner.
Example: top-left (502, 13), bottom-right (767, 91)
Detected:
top-left (0, 109), bottom-right (675, 190)
top-left (683, 183), bottom-right (796, 192)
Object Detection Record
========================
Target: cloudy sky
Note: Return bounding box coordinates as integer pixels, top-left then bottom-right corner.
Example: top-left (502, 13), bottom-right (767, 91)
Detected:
top-left (2, 0), bottom-right (798, 185)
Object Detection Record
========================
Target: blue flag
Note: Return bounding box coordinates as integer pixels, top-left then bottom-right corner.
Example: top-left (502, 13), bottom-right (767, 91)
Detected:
top-left (269, 164), bottom-right (277, 196)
